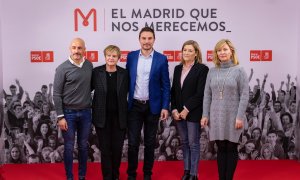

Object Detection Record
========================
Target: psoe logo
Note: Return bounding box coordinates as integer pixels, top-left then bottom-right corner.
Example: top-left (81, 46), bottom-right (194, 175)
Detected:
top-left (74, 8), bottom-right (97, 31)
top-left (120, 51), bottom-right (130, 62)
top-left (250, 50), bottom-right (261, 61)
top-left (86, 51), bottom-right (98, 62)
top-left (174, 51), bottom-right (182, 62)
top-left (163, 51), bottom-right (175, 62)
top-left (261, 50), bottom-right (272, 61)
top-left (207, 50), bottom-right (213, 62)
top-left (42, 51), bottom-right (54, 62)
top-left (31, 51), bottom-right (42, 62)
top-left (31, 51), bottom-right (54, 63)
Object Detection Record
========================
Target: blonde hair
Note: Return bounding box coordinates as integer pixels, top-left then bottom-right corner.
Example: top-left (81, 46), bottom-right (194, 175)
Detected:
top-left (213, 39), bottom-right (239, 67)
top-left (260, 143), bottom-right (275, 159)
top-left (103, 45), bottom-right (121, 59)
top-left (180, 40), bottom-right (202, 64)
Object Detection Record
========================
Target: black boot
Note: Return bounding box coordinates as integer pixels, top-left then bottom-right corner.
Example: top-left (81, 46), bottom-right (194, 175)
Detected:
top-left (189, 175), bottom-right (198, 180)
top-left (181, 170), bottom-right (190, 180)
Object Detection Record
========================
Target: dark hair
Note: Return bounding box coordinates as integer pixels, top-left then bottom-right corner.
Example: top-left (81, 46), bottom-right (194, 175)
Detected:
top-left (28, 154), bottom-right (40, 159)
top-left (240, 132), bottom-right (251, 141)
top-left (139, 26), bottom-right (155, 39)
top-left (273, 100), bottom-right (281, 105)
top-left (35, 120), bottom-right (51, 138)
top-left (245, 139), bottom-right (256, 145)
top-left (9, 144), bottom-right (23, 163)
top-left (280, 112), bottom-right (293, 124)
top-left (33, 105), bottom-right (41, 110)
top-left (289, 86), bottom-right (296, 96)
top-left (289, 100), bottom-right (296, 105)
top-left (280, 90), bottom-right (286, 96)
top-left (288, 143), bottom-right (295, 151)
top-left (251, 127), bottom-right (262, 137)
top-left (35, 91), bottom-right (42, 95)
top-left (267, 130), bottom-right (277, 136)
top-left (6, 94), bottom-right (12, 98)
top-left (10, 85), bottom-right (16, 89)
top-left (13, 104), bottom-right (21, 110)
top-left (23, 100), bottom-right (30, 106)
top-left (41, 85), bottom-right (48, 89)
top-left (171, 136), bottom-right (180, 145)
top-left (48, 134), bottom-right (57, 141)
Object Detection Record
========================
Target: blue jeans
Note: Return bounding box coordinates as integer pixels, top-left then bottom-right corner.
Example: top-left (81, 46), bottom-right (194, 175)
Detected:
top-left (62, 108), bottom-right (92, 180)
top-left (176, 120), bottom-right (200, 176)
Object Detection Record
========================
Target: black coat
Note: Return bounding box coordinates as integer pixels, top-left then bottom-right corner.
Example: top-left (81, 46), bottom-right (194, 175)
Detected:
top-left (91, 65), bottom-right (128, 129)
top-left (171, 63), bottom-right (209, 122)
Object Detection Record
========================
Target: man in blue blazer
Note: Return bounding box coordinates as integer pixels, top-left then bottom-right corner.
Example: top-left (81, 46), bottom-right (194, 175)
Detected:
top-left (126, 27), bottom-right (170, 180)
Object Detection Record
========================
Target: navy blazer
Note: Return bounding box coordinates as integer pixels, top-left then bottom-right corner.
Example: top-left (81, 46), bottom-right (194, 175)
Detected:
top-left (126, 50), bottom-right (170, 114)
top-left (171, 63), bottom-right (209, 122)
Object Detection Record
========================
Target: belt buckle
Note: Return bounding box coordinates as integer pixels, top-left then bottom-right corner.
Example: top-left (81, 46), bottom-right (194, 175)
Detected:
top-left (135, 99), bottom-right (147, 104)
top-left (140, 100), bottom-right (147, 104)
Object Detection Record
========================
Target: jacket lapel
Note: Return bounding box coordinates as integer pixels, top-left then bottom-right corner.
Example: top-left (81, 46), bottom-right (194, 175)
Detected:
top-left (117, 66), bottom-right (124, 95)
top-left (182, 64), bottom-right (196, 91)
top-left (149, 51), bottom-right (158, 80)
top-left (131, 51), bottom-right (139, 85)
top-left (99, 67), bottom-right (107, 93)
top-left (176, 65), bottom-right (183, 90)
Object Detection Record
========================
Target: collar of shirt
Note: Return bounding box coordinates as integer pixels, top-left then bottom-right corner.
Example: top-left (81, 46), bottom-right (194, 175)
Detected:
top-left (183, 61), bottom-right (195, 69)
top-left (68, 56), bottom-right (85, 68)
top-left (139, 49), bottom-right (154, 58)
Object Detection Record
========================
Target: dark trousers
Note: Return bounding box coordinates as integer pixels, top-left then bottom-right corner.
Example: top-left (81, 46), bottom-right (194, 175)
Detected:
top-left (215, 140), bottom-right (238, 180)
top-left (127, 100), bottom-right (160, 178)
top-left (96, 114), bottom-right (126, 180)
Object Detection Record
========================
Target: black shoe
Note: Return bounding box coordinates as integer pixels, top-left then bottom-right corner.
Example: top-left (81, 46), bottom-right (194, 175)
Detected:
top-left (113, 175), bottom-right (120, 180)
top-left (189, 175), bottom-right (198, 180)
top-left (182, 170), bottom-right (190, 180)
top-left (127, 176), bottom-right (136, 180)
top-left (79, 178), bottom-right (85, 180)
top-left (144, 175), bottom-right (151, 180)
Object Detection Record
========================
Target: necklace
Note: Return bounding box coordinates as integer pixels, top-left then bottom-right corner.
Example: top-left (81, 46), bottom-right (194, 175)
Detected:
top-left (217, 67), bottom-right (231, 99)
top-left (107, 70), bottom-right (116, 77)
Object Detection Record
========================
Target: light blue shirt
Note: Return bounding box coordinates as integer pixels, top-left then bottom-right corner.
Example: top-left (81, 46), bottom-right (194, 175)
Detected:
top-left (133, 50), bottom-right (154, 100)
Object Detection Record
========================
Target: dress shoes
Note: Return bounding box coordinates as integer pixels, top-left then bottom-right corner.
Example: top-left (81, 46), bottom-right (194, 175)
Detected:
top-left (182, 170), bottom-right (190, 180)
top-left (189, 175), bottom-right (198, 180)
top-left (127, 176), bottom-right (136, 180)
top-left (144, 175), bottom-right (152, 180)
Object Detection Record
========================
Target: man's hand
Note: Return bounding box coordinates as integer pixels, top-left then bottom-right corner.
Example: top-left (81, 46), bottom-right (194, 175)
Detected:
top-left (160, 109), bottom-right (169, 121)
top-left (58, 118), bottom-right (68, 131)
top-left (15, 79), bottom-right (20, 86)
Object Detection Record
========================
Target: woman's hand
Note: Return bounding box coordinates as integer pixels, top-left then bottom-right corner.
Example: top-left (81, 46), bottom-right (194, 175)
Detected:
top-left (200, 117), bottom-right (209, 128)
top-left (235, 119), bottom-right (243, 129)
top-left (172, 110), bottom-right (181, 121)
top-left (179, 109), bottom-right (189, 120)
